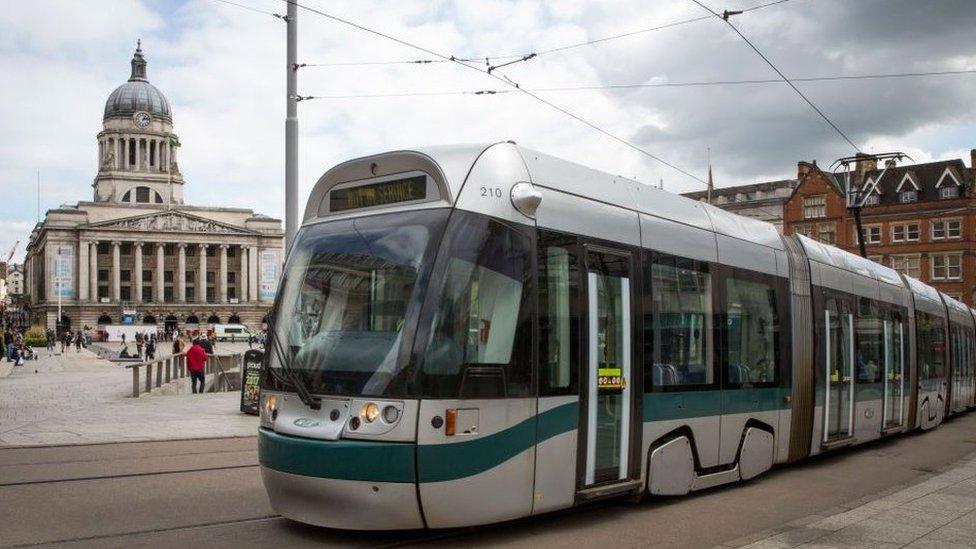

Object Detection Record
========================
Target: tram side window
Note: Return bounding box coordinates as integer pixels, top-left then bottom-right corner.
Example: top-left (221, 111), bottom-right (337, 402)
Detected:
top-left (856, 297), bottom-right (883, 383)
top-left (723, 276), bottom-right (778, 385)
top-left (421, 212), bottom-right (533, 398)
top-left (646, 253), bottom-right (712, 389)
top-left (539, 234), bottom-right (580, 395)
top-left (916, 311), bottom-right (946, 381)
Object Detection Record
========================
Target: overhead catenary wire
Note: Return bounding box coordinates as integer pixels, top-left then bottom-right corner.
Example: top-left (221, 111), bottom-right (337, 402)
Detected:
top-left (690, 0), bottom-right (861, 152)
top-left (207, 0), bottom-right (284, 18)
top-left (281, 0), bottom-right (709, 185)
top-left (296, 68), bottom-right (976, 99)
top-left (297, 0), bottom-right (798, 69)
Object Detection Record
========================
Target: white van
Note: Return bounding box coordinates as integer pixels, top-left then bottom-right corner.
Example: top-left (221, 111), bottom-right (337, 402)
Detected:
top-left (213, 324), bottom-right (253, 342)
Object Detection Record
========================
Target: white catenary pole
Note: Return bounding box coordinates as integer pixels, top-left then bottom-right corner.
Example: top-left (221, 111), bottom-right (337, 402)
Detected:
top-left (285, 0), bottom-right (299, 251)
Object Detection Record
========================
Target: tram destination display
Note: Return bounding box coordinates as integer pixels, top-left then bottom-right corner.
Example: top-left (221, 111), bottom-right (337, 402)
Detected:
top-left (330, 175), bottom-right (427, 212)
top-left (240, 349), bottom-right (264, 415)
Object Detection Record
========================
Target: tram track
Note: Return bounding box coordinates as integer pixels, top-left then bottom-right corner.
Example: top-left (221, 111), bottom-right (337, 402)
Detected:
top-left (0, 463), bottom-right (258, 487)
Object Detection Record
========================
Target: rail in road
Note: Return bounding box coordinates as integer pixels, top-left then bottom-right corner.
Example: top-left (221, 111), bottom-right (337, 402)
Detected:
top-left (3, 415), bottom-right (976, 548)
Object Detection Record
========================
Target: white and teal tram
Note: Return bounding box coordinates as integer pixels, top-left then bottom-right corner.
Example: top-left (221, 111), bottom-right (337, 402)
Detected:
top-left (258, 142), bottom-right (976, 530)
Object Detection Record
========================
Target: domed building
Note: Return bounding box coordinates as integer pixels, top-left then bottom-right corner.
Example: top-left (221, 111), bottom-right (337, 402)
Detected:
top-left (24, 43), bottom-right (284, 335)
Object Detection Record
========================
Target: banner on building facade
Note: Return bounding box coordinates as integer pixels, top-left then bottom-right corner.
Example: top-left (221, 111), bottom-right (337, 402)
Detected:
top-left (52, 245), bottom-right (74, 299)
top-left (259, 250), bottom-right (278, 300)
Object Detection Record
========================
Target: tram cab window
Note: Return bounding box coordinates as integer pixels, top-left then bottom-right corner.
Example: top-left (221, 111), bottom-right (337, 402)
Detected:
top-left (539, 233), bottom-right (580, 396)
top-left (645, 253), bottom-right (712, 389)
top-left (916, 311), bottom-right (946, 381)
top-left (264, 209), bottom-right (448, 397)
top-left (723, 276), bottom-right (778, 385)
top-left (855, 297), bottom-right (883, 383)
top-left (420, 212), bottom-right (533, 398)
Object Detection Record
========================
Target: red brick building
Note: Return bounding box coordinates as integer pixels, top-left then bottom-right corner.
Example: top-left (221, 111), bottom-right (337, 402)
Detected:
top-left (783, 151), bottom-right (976, 305)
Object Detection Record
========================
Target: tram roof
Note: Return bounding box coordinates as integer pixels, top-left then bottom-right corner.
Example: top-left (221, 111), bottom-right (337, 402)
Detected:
top-left (796, 234), bottom-right (903, 287)
top-left (417, 142), bottom-right (785, 251)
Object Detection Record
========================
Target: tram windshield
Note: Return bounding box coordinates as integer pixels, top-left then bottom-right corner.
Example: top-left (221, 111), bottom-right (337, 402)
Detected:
top-left (266, 209), bottom-right (449, 397)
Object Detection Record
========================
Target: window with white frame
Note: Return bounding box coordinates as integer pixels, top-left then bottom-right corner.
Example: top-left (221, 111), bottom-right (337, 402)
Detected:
top-left (818, 223), bottom-right (836, 245)
top-left (868, 255), bottom-right (883, 264)
top-left (899, 190), bottom-right (917, 203)
top-left (863, 193), bottom-right (880, 206)
top-left (794, 224), bottom-right (812, 237)
top-left (890, 255), bottom-right (920, 279)
top-left (803, 195), bottom-right (826, 219)
top-left (940, 186), bottom-right (959, 199)
top-left (853, 225), bottom-right (882, 245)
top-left (892, 222), bottom-right (919, 243)
top-left (932, 219), bottom-right (962, 240)
top-left (932, 254), bottom-right (962, 281)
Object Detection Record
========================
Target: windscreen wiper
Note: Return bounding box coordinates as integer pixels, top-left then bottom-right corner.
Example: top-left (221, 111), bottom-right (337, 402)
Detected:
top-left (265, 306), bottom-right (321, 410)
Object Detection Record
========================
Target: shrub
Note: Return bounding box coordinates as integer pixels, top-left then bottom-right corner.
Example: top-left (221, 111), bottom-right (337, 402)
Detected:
top-left (23, 325), bottom-right (47, 348)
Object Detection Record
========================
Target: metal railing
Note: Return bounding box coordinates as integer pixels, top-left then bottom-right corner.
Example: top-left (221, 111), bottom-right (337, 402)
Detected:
top-left (124, 353), bottom-right (243, 397)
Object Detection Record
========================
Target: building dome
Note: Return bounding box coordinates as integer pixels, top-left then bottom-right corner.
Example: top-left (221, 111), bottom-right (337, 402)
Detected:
top-left (103, 41), bottom-right (172, 122)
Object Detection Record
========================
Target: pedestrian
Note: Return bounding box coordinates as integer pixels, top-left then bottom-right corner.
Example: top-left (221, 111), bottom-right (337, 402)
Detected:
top-left (74, 331), bottom-right (82, 352)
top-left (146, 337), bottom-right (156, 360)
top-left (172, 334), bottom-right (184, 356)
top-left (136, 332), bottom-right (144, 361)
top-left (186, 338), bottom-right (207, 394)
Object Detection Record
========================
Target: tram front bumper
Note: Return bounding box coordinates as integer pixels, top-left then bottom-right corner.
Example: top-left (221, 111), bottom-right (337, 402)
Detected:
top-left (258, 428), bottom-right (423, 530)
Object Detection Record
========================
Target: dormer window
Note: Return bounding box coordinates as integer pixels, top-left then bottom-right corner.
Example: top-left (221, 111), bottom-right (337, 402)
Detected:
top-left (940, 186), bottom-right (959, 199)
top-left (935, 166), bottom-right (962, 199)
top-left (863, 193), bottom-right (880, 206)
top-left (899, 190), bottom-right (917, 203)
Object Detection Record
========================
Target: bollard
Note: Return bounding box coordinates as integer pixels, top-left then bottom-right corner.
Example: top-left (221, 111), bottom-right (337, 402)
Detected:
top-left (132, 366), bottom-right (140, 397)
top-left (165, 358), bottom-right (171, 383)
top-left (145, 362), bottom-right (152, 393)
top-left (179, 355), bottom-right (186, 377)
top-left (155, 360), bottom-right (163, 388)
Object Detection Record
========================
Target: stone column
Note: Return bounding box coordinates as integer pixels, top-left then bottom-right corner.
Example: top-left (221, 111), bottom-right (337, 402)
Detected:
top-left (249, 245), bottom-right (259, 302)
top-left (219, 245), bottom-right (228, 303)
top-left (133, 242), bottom-right (144, 303)
top-left (198, 244), bottom-right (208, 303)
top-left (155, 244), bottom-right (165, 303)
top-left (177, 244), bottom-right (187, 302)
top-left (135, 138), bottom-right (141, 171)
top-left (238, 245), bottom-right (248, 302)
top-left (116, 137), bottom-right (123, 170)
top-left (111, 241), bottom-right (121, 302)
top-left (78, 239), bottom-right (90, 302)
top-left (89, 241), bottom-right (99, 302)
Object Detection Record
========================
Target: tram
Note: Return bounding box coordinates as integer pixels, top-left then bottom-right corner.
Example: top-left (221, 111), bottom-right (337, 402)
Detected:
top-left (258, 142), bottom-right (976, 530)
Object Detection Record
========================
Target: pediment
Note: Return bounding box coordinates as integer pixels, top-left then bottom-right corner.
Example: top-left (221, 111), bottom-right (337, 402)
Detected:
top-left (84, 210), bottom-right (257, 235)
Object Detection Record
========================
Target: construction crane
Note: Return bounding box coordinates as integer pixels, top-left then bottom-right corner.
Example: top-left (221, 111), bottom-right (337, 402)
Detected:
top-left (4, 240), bottom-right (19, 264)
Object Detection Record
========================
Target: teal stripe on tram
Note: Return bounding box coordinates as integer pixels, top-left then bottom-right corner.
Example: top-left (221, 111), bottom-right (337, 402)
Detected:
top-left (417, 402), bottom-right (578, 483)
top-left (643, 387), bottom-right (790, 420)
top-left (259, 428), bottom-right (416, 483)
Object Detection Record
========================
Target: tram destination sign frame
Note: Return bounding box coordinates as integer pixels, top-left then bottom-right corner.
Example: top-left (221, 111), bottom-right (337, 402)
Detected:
top-left (329, 175), bottom-right (427, 212)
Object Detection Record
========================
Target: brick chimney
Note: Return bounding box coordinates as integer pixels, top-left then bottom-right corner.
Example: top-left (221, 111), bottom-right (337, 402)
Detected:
top-left (797, 161), bottom-right (814, 181)
top-left (854, 153), bottom-right (877, 183)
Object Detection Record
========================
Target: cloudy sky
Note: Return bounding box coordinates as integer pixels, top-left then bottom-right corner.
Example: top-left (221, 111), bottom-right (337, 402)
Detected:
top-left (1, 0), bottom-right (975, 262)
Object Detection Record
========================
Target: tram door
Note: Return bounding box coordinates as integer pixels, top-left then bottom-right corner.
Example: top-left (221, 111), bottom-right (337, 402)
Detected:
top-left (581, 249), bottom-right (638, 488)
top-left (882, 316), bottom-right (906, 429)
top-left (823, 302), bottom-right (855, 443)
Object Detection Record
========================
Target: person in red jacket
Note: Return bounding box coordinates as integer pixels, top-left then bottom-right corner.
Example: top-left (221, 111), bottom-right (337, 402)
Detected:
top-left (186, 338), bottom-right (208, 394)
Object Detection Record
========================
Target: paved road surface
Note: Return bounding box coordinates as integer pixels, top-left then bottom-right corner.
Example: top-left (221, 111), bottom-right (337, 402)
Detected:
top-left (3, 413), bottom-right (976, 548)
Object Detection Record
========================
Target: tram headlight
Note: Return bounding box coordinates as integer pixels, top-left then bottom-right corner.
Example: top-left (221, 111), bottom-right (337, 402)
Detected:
top-left (261, 394), bottom-right (278, 428)
top-left (361, 402), bottom-right (380, 423)
top-left (382, 405), bottom-right (400, 424)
